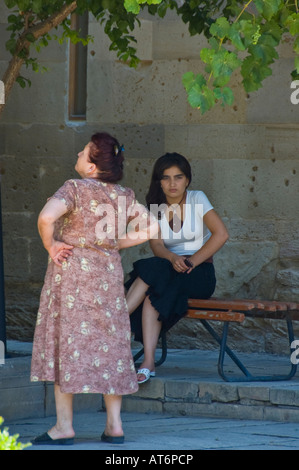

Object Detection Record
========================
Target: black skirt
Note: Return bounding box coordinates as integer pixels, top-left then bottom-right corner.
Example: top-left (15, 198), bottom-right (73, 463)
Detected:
top-left (125, 257), bottom-right (216, 343)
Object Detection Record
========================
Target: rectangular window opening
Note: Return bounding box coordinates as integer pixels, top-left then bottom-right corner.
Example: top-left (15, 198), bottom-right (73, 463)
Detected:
top-left (68, 12), bottom-right (89, 121)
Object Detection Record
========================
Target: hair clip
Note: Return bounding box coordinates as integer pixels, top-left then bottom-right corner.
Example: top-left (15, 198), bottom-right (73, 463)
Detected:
top-left (114, 144), bottom-right (125, 156)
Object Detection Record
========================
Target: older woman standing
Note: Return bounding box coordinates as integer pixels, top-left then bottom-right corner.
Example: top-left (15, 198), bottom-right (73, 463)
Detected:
top-left (30, 132), bottom-right (158, 445)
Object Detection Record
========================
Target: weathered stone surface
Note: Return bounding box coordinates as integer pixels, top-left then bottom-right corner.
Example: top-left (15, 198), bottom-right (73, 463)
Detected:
top-left (276, 268), bottom-right (299, 288)
top-left (133, 378), bottom-right (165, 400)
top-left (238, 386), bottom-right (270, 402)
top-left (199, 383), bottom-right (239, 403)
top-left (0, 8), bottom-right (298, 353)
top-left (165, 381), bottom-right (199, 401)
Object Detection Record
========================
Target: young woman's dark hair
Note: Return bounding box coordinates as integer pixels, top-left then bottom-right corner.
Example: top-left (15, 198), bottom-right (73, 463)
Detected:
top-left (89, 132), bottom-right (124, 183)
top-left (145, 153), bottom-right (192, 208)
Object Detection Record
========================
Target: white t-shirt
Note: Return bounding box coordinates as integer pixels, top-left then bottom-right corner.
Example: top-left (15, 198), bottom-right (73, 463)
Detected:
top-left (158, 190), bottom-right (213, 256)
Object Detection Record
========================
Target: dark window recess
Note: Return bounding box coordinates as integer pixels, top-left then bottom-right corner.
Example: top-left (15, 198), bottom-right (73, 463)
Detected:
top-left (68, 12), bottom-right (88, 120)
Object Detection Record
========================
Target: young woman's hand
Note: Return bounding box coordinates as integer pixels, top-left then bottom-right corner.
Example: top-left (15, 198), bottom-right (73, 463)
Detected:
top-left (169, 254), bottom-right (190, 273)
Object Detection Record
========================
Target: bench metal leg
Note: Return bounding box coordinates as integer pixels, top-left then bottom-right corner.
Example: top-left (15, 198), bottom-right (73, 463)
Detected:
top-left (134, 318), bottom-right (298, 382)
top-left (200, 319), bottom-right (252, 380)
top-left (201, 318), bottom-right (298, 382)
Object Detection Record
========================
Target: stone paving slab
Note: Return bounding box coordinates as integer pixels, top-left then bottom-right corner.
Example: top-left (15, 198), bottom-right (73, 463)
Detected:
top-left (2, 342), bottom-right (299, 425)
top-left (4, 411), bottom-right (299, 450)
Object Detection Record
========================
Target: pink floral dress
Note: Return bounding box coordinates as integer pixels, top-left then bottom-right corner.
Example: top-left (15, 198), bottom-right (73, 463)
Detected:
top-left (31, 178), bottom-right (149, 395)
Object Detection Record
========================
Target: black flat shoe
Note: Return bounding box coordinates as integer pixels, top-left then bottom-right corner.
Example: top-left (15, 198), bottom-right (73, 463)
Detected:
top-left (101, 432), bottom-right (124, 444)
top-left (32, 432), bottom-right (74, 446)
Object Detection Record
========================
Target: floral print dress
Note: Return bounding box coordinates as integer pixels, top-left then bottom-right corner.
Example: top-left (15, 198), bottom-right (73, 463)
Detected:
top-left (31, 178), bottom-right (149, 395)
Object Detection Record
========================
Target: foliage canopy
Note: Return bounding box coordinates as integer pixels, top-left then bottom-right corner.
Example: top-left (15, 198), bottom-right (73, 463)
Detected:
top-left (2, 0), bottom-right (299, 114)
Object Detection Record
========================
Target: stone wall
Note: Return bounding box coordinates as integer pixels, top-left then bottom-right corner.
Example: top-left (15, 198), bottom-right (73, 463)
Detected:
top-left (0, 6), bottom-right (298, 351)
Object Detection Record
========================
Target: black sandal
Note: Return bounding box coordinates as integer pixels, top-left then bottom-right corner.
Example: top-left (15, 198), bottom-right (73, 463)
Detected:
top-left (32, 432), bottom-right (74, 446)
top-left (101, 432), bottom-right (124, 444)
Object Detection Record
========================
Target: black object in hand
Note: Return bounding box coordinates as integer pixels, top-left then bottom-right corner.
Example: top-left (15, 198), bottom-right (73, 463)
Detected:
top-left (184, 258), bottom-right (194, 268)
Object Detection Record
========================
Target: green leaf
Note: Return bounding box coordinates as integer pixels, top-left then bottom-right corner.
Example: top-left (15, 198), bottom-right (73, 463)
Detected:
top-left (254, 0), bottom-right (283, 21)
top-left (183, 70), bottom-right (215, 113)
top-left (260, 21), bottom-right (282, 47)
top-left (146, 0), bottom-right (163, 4)
top-left (182, 71), bottom-right (195, 92)
top-left (32, 0), bottom-right (44, 14)
top-left (211, 49), bottom-right (241, 78)
top-left (200, 48), bottom-right (214, 65)
top-left (4, 0), bottom-right (17, 8)
top-left (210, 17), bottom-right (230, 39)
top-left (7, 14), bottom-right (19, 24)
top-left (291, 69), bottom-right (299, 80)
top-left (17, 0), bottom-right (31, 11)
top-left (241, 55), bottom-right (272, 92)
top-left (25, 33), bottom-right (36, 43)
top-left (210, 18), bottom-right (245, 51)
top-left (214, 86), bottom-right (234, 106)
top-left (188, 84), bottom-right (215, 114)
top-left (124, 0), bottom-right (141, 14)
top-left (239, 20), bottom-right (261, 48)
top-left (213, 74), bottom-right (231, 88)
top-left (16, 76), bottom-right (31, 88)
top-left (284, 13), bottom-right (299, 36)
top-left (182, 71), bottom-right (206, 93)
top-left (0, 417), bottom-right (31, 450)
top-left (221, 87), bottom-right (234, 106)
top-left (228, 23), bottom-right (246, 51)
top-left (5, 38), bottom-right (17, 54)
top-left (248, 43), bottom-right (278, 65)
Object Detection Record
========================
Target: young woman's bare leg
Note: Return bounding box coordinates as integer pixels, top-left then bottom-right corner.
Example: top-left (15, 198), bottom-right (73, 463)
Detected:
top-left (126, 277), bottom-right (149, 314)
top-left (137, 295), bottom-right (162, 381)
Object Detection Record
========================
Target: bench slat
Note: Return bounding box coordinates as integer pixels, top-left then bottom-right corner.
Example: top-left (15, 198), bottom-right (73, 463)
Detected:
top-left (186, 309), bottom-right (245, 323)
top-left (187, 298), bottom-right (258, 311)
top-left (187, 298), bottom-right (299, 314)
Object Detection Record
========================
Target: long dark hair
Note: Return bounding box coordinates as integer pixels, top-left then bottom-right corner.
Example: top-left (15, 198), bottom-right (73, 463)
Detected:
top-left (145, 153), bottom-right (192, 208)
top-left (89, 132), bottom-right (124, 183)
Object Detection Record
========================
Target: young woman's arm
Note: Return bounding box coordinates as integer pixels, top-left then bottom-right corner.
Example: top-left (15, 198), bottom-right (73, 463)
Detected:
top-left (149, 231), bottom-right (189, 273)
top-left (149, 210), bottom-right (229, 273)
top-left (187, 209), bottom-right (229, 271)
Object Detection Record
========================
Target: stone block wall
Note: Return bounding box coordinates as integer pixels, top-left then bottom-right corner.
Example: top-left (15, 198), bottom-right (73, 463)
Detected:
top-left (0, 6), bottom-right (298, 352)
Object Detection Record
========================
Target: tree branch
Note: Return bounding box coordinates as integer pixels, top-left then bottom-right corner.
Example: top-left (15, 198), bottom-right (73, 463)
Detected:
top-left (0, 1), bottom-right (78, 117)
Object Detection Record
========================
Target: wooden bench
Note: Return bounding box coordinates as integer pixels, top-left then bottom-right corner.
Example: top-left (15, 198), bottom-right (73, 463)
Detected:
top-left (133, 298), bottom-right (299, 382)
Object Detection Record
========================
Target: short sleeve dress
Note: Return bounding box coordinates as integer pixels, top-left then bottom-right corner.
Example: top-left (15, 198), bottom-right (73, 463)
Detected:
top-left (31, 178), bottom-right (149, 395)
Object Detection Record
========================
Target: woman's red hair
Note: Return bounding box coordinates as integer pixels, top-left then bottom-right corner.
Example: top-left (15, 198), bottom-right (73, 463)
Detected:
top-left (89, 132), bottom-right (124, 183)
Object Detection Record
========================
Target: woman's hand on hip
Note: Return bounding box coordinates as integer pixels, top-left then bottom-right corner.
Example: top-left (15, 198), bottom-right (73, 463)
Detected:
top-left (48, 241), bottom-right (73, 267)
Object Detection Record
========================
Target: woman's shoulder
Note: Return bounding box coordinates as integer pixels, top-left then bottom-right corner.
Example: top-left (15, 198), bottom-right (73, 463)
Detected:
top-left (115, 184), bottom-right (135, 198)
top-left (55, 178), bottom-right (81, 192)
top-left (187, 190), bottom-right (214, 215)
top-left (187, 190), bottom-right (209, 202)
top-left (62, 178), bottom-right (82, 188)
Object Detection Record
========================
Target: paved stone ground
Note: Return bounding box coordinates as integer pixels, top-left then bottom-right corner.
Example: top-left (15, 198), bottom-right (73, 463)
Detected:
top-left (2, 341), bottom-right (299, 451)
top-left (5, 410), bottom-right (299, 451)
